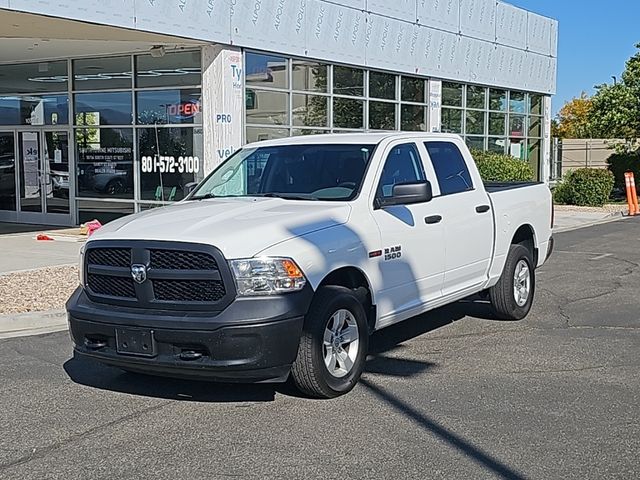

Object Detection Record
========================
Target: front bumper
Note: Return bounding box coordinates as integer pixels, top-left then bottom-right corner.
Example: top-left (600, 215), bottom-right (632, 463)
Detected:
top-left (67, 286), bottom-right (311, 383)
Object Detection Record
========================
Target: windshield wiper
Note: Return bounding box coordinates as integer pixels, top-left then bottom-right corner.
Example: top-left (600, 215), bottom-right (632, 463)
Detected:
top-left (254, 193), bottom-right (318, 201)
top-left (190, 193), bottom-right (217, 201)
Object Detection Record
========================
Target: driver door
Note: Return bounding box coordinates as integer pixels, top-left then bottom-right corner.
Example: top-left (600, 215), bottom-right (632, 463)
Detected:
top-left (370, 142), bottom-right (445, 324)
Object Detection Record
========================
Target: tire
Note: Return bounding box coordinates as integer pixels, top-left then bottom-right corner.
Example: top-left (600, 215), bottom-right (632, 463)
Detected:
top-left (291, 286), bottom-right (369, 399)
top-left (489, 243), bottom-right (535, 321)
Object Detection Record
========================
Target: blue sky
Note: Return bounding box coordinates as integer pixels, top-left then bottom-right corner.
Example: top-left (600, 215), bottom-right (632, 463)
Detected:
top-left (509, 0), bottom-right (640, 115)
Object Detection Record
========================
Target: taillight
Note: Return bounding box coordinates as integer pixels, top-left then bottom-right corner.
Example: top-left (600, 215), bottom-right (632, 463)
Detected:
top-left (551, 200), bottom-right (555, 229)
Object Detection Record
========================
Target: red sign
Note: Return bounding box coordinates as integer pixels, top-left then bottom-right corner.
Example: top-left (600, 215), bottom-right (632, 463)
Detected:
top-left (166, 101), bottom-right (201, 119)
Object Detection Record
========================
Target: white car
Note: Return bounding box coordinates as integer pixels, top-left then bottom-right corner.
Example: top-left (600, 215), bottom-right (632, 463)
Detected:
top-left (67, 133), bottom-right (553, 398)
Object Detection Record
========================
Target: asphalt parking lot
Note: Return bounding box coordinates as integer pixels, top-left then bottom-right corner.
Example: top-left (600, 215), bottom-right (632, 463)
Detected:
top-left (1, 219), bottom-right (639, 480)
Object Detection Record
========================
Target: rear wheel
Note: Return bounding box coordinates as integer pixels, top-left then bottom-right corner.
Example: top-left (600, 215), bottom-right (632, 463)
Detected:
top-left (489, 244), bottom-right (535, 320)
top-left (291, 286), bottom-right (369, 398)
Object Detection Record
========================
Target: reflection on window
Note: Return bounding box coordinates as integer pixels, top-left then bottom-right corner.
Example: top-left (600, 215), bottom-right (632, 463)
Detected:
top-left (0, 95), bottom-right (68, 126)
top-left (509, 115), bottom-right (525, 137)
top-left (441, 108), bottom-right (462, 133)
top-left (77, 199), bottom-right (134, 225)
top-left (442, 82), bottom-right (463, 107)
top-left (333, 66), bottom-right (364, 97)
top-left (369, 71), bottom-right (396, 100)
top-left (136, 89), bottom-right (202, 125)
top-left (509, 91), bottom-right (526, 113)
top-left (466, 136), bottom-right (485, 150)
top-left (488, 138), bottom-right (506, 154)
top-left (76, 128), bottom-right (134, 199)
top-left (369, 101), bottom-right (396, 130)
top-left (245, 89), bottom-right (288, 125)
top-left (401, 104), bottom-right (425, 131)
top-left (489, 113), bottom-right (506, 136)
top-left (74, 92), bottom-right (132, 126)
top-left (528, 116), bottom-right (542, 138)
top-left (0, 61), bottom-right (68, 94)
top-left (378, 143), bottom-right (426, 199)
top-left (0, 132), bottom-right (16, 211)
top-left (465, 110), bottom-right (485, 135)
top-left (292, 60), bottom-right (327, 92)
top-left (424, 141), bottom-right (473, 195)
top-left (138, 126), bottom-right (204, 201)
top-left (489, 89), bottom-right (507, 111)
top-left (466, 86), bottom-right (486, 109)
top-left (246, 126), bottom-right (289, 143)
top-left (135, 51), bottom-right (201, 88)
top-left (292, 94), bottom-right (328, 127)
top-left (333, 98), bottom-right (364, 129)
top-left (529, 94), bottom-right (543, 116)
top-left (74, 56), bottom-right (132, 90)
top-left (401, 77), bottom-right (424, 103)
top-left (246, 53), bottom-right (288, 89)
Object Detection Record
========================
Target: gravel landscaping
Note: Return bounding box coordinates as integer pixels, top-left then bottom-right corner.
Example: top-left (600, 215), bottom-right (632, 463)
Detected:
top-left (0, 265), bottom-right (78, 315)
top-left (554, 203), bottom-right (628, 214)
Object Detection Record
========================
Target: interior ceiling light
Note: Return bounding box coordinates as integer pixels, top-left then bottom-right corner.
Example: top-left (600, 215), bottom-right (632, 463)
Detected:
top-left (150, 45), bottom-right (165, 58)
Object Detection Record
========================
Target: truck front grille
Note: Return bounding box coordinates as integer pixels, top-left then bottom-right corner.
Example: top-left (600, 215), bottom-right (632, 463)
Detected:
top-left (84, 242), bottom-right (234, 311)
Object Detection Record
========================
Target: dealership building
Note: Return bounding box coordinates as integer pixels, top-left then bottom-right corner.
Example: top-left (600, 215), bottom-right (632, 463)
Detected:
top-left (0, 0), bottom-right (558, 226)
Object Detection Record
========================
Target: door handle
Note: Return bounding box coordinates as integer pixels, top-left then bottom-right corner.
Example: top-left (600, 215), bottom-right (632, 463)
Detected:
top-left (476, 205), bottom-right (491, 213)
top-left (424, 215), bottom-right (443, 224)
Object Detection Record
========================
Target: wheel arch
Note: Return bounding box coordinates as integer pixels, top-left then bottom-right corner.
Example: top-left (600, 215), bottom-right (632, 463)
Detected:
top-left (511, 224), bottom-right (538, 266)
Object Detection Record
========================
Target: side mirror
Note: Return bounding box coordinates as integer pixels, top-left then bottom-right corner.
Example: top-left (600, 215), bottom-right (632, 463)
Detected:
top-left (382, 181), bottom-right (433, 207)
top-left (184, 182), bottom-right (199, 196)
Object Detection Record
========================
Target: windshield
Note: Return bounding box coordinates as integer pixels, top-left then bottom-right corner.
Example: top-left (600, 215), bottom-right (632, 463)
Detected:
top-left (190, 144), bottom-right (376, 201)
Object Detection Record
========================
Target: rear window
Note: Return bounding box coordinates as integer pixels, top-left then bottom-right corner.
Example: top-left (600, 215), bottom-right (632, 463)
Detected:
top-left (424, 141), bottom-right (474, 195)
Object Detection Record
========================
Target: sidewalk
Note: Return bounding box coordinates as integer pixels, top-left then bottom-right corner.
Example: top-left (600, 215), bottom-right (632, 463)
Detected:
top-left (553, 205), bottom-right (626, 233)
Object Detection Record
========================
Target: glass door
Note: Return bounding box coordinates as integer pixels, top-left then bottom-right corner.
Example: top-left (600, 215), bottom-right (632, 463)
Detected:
top-left (17, 129), bottom-right (72, 225)
top-left (0, 132), bottom-right (17, 218)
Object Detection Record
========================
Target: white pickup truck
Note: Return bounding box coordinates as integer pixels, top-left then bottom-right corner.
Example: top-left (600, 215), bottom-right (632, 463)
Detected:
top-left (67, 133), bottom-right (553, 398)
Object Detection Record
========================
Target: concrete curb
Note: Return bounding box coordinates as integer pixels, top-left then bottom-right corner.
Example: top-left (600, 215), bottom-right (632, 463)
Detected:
top-left (0, 309), bottom-right (68, 340)
top-left (553, 211), bottom-right (625, 234)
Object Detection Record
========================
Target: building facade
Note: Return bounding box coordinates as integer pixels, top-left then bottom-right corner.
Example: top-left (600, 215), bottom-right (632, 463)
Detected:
top-left (0, 1), bottom-right (557, 226)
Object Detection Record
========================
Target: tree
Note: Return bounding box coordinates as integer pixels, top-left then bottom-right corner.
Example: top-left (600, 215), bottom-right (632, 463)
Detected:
top-left (554, 92), bottom-right (593, 138)
top-left (588, 43), bottom-right (640, 140)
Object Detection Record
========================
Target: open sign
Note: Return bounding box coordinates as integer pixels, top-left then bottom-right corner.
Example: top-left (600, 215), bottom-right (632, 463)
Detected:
top-left (166, 101), bottom-right (201, 119)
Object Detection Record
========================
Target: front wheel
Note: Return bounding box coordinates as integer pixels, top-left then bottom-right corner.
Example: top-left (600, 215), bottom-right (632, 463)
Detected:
top-left (291, 286), bottom-right (369, 398)
top-left (489, 244), bottom-right (535, 320)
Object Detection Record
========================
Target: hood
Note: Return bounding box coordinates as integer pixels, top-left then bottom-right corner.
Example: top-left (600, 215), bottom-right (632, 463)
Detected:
top-left (90, 197), bottom-right (352, 258)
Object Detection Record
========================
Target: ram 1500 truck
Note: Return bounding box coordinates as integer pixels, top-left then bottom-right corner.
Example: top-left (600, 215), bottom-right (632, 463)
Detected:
top-left (67, 133), bottom-right (553, 398)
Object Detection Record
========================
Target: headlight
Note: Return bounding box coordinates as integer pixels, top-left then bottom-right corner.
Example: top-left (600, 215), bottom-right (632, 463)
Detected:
top-left (229, 257), bottom-right (306, 296)
top-left (78, 245), bottom-right (86, 287)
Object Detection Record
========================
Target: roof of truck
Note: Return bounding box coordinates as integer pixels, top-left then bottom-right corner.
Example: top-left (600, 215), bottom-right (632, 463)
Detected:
top-left (246, 132), bottom-right (463, 148)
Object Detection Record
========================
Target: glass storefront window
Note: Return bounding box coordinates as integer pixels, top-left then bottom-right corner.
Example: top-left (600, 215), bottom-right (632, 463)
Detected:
top-left (441, 108), bottom-right (463, 133)
top-left (509, 115), bottom-right (526, 137)
top-left (333, 66), bottom-right (364, 97)
top-left (292, 128), bottom-right (329, 137)
top-left (508, 138), bottom-right (526, 159)
top-left (529, 94), bottom-right (543, 116)
top-left (489, 112), bottom-right (506, 136)
top-left (466, 137), bottom-right (485, 150)
top-left (135, 51), bottom-right (201, 88)
top-left (136, 89), bottom-right (202, 125)
top-left (465, 110), bottom-right (485, 135)
top-left (369, 71), bottom-right (396, 100)
top-left (466, 86), bottom-right (486, 109)
top-left (0, 132), bottom-right (16, 211)
top-left (333, 98), bottom-right (364, 129)
top-left (292, 60), bottom-right (327, 92)
top-left (488, 137), bottom-right (506, 153)
top-left (0, 61), bottom-right (68, 94)
top-left (74, 56), bottom-right (132, 91)
top-left (137, 127), bottom-right (203, 201)
top-left (442, 82), bottom-right (463, 107)
top-left (369, 101), bottom-right (396, 130)
top-left (77, 199), bottom-right (133, 225)
top-left (401, 104), bottom-right (426, 131)
top-left (246, 126), bottom-right (289, 143)
top-left (509, 91), bottom-right (526, 113)
top-left (489, 89), bottom-right (507, 111)
top-left (76, 128), bottom-right (134, 199)
top-left (0, 95), bottom-right (68, 126)
top-left (245, 89), bottom-right (288, 125)
top-left (528, 116), bottom-right (542, 138)
top-left (292, 94), bottom-right (328, 127)
top-left (401, 77), bottom-right (424, 103)
top-left (246, 53), bottom-right (288, 89)
top-left (75, 92), bottom-right (133, 126)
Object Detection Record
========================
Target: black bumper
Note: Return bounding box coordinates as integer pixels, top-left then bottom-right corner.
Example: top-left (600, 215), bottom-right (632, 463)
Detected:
top-left (67, 286), bottom-right (312, 383)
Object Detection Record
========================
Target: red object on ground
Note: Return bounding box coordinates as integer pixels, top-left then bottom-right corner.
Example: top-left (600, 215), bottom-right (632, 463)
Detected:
top-left (36, 234), bottom-right (54, 241)
top-left (85, 220), bottom-right (103, 237)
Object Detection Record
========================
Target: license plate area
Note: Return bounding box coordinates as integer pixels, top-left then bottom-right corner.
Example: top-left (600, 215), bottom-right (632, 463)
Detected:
top-left (115, 328), bottom-right (156, 357)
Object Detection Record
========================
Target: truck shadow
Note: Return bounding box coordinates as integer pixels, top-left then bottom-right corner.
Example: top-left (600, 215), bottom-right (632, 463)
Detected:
top-left (62, 294), bottom-right (496, 403)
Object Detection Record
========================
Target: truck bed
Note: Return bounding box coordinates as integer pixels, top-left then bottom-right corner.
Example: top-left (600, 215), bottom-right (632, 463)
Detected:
top-left (484, 181), bottom-right (541, 193)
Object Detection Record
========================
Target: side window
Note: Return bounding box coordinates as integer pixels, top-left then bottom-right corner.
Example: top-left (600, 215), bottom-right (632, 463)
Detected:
top-left (377, 143), bottom-right (426, 198)
top-left (424, 141), bottom-right (474, 195)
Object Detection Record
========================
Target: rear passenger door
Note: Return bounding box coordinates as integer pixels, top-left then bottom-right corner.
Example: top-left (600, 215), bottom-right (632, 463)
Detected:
top-left (371, 142), bottom-right (445, 323)
top-left (421, 140), bottom-right (494, 296)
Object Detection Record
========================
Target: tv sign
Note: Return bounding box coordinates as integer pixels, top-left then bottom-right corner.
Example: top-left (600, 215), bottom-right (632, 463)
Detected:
top-left (167, 100), bottom-right (201, 120)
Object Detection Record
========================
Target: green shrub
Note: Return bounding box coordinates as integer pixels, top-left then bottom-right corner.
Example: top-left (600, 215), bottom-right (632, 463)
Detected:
top-left (470, 149), bottom-right (535, 182)
top-left (607, 151), bottom-right (640, 190)
top-left (553, 168), bottom-right (614, 207)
